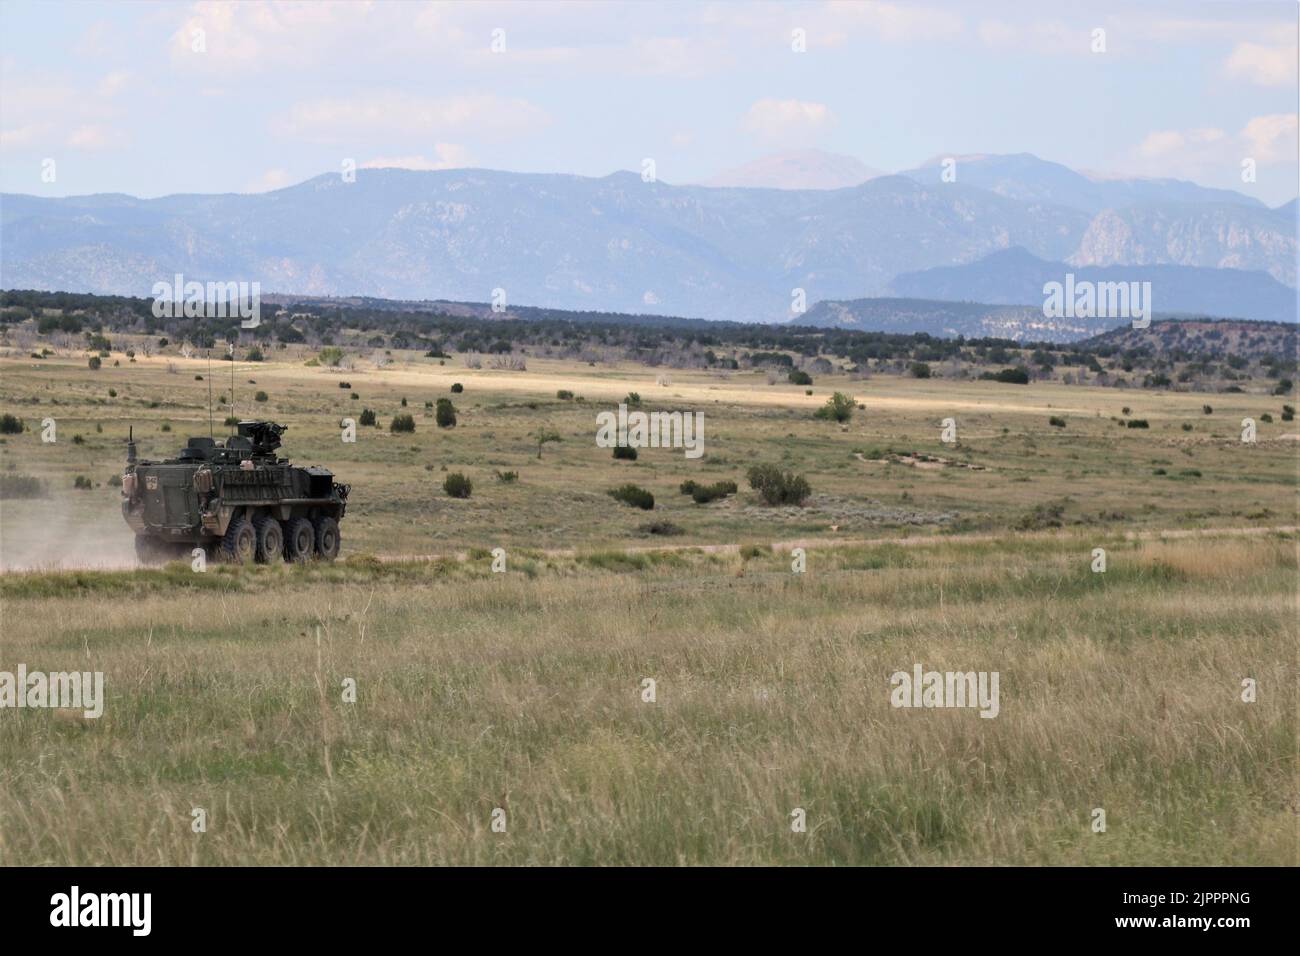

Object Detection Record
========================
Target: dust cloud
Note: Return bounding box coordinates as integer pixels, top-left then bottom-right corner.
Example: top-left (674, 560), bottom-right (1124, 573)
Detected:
top-left (0, 492), bottom-right (138, 572)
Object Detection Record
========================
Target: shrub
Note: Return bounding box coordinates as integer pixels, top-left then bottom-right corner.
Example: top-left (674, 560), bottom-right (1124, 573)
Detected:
top-left (359, 408), bottom-right (377, 427)
top-left (73, 475), bottom-right (93, 490)
top-left (980, 367), bottom-right (1029, 385)
top-left (160, 423), bottom-right (171, 432)
top-left (254, 390), bottom-right (268, 403)
top-left (1273, 379), bottom-right (1293, 395)
top-left (0, 414), bottom-right (23, 435)
top-left (0, 474), bottom-right (46, 498)
top-left (390, 413), bottom-right (416, 433)
top-left (613, 444), bottom-right (638, 460)
top-left (909, 362), bottom-right (931, 379)
top-left (436, 398), bottom-right (457, 428)
top-left (108, 388), bottom-right (117, 398)
top-left (318, 347), bottom-right (343, 367)
top-left (814, 392), bottom-right (855, 423)
top-left (494, 470), bottom-right (519, 483)
top-left (246, 347), bottom-right (264, 362)
top-left (1260, 413), bottom-right (1274, 423)
top-left (443, 473), bottom-right (473, 498)
top-left (747, 464), bottom-right (811, 506)
top-left (1015, 500), bottom-right (1066, 531)
top-left (1126, 419), bottom-right (1150, 428)
top-left (639, 520), bottom-right (683, 536)
top-left (1181, 423), bottom-right (1193, 431)
top-left (691, 480), bottom-right (737, 504)
top-left (1202, 405), bottom-right (1213, 415)
top-left (195, 375), bottom-right (203, 381)
top-left (788, 369), bottom-right (812, 386)
top-left (1048, 416), bottom-right (1066, 427)
top-left (1122, 406), bottom-right (1131, 415)
top-left (451, 383), bottom-right (464, 394)
top-left (624, 392), bottom-right (642, 407)
top-left (88, 356), bottom-right (101, 370)
top-left (556, 389), bottom-right (574, 400)
top-left (72, 434), bottom-right (85, 445)
top-left (339, 381), bottom-right (351, 389)
top-left (224, 416), bottom-right (239, 426)
top-left (679, 480), bottom-right (699, 495)
top-left (607, 484), bottom-right (654, 510)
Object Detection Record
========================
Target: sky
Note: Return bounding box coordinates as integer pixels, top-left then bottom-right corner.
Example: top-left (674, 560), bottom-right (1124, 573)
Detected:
top-left (1, 0), bottom-right (1296, 205)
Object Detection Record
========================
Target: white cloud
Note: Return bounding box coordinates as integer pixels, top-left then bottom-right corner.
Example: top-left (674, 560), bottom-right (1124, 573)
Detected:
top-left (97, 71), bottom-right (131, 98)
top-left (742, 98), bottom-right (834, 142)
top-left (1224, 40), bottom-right (1298, 87)
top-left (66, 124), bottom-right (125, 150)
top-left (1128, 115), bottom-right (1296, 182)
top-left (274, 93), bottom-right (550, 145)
top-left (361, 145), bottom-right (471, 171)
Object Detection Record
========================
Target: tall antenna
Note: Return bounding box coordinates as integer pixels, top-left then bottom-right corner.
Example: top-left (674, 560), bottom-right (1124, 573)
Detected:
top-left (229, 341), bottom-right (236, 434)
top-left (207, 350), bottom-right (213, 438)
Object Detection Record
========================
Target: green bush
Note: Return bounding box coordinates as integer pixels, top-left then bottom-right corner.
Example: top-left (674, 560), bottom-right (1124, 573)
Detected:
top-left (436, 398), bottom-right (457, 428)
top-left (788, 369), bottom-right (812, 386)
top-left (451, 383), bottom-right (464, 394)
top-left (607, 484), bottom-right (654, 510)
top-left (624, 392), bottom-right (642, 407)
top-left (223, 416), bottom-right (239, 426)
top-left (909, 362), bottom-right (931, 379)
top-left (443, 472), bottom-right (472, 498)
top-left (246, 347), bottom-right (264, 362)
top-left (390, 413), bottom-right (416, 433)
top-left (1048, 416), bottom-right (1066, 427)
top-left (1126, 419), bottom-right (1150, 429)
top-left (494, 470), bottom-right (519, 483)
top-left (359, 408), bottom-right (377, 427)
top-left (556, 389), bottom-right (574, 400)
top-left (254, 390), bottom-right (268, 403)
top-left (746, 464), bottom-right (811, 506)
top-left (980, 367), bottom-right (1029, 384)
top-left (814, 392), bottom-right (855, 423)
top-left (612, 444), bottom-right (638, 460)
top-left (73, 475), bottom-right (93, 490)
top-left (88, 356), bottom-right (101, 370)
top-left (0, 414), bottom-right (23, 435)
top-left (690, 480), bottom-right (737, 504)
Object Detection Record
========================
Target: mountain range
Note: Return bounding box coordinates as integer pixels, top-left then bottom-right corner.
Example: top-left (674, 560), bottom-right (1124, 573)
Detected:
top-left (1, 153), bottom-right (1294, 328)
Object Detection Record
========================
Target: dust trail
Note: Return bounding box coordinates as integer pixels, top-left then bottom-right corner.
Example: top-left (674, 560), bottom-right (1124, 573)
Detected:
top-left (0, 492), bottom-right (138, 572)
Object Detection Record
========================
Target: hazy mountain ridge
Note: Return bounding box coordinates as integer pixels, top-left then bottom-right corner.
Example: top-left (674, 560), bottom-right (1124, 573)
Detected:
top-left (2, 156), bottom-right (1295, 324)
top-left (888, 247), bottom-right (1297, 324)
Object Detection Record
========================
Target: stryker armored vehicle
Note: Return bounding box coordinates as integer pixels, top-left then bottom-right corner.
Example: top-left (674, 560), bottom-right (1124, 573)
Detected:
top-left (122, 421), bottom-right (349, 564)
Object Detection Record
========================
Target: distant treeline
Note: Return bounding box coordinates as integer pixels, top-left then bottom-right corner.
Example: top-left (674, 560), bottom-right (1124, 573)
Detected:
top-left (1, 289), bottom-right (1294, 379)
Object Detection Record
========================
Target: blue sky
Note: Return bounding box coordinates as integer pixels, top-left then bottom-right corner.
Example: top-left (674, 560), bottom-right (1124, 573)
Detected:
top-left (1, 0), bottom-right (1296, 204)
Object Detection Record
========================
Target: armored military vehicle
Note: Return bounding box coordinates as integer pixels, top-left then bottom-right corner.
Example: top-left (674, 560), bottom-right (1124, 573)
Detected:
top-left (122, 421), bottom-right (349, 564)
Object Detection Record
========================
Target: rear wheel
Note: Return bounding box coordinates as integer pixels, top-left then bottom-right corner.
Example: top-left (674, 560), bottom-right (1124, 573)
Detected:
top-left (254, 515), bottom-right (283, 564)
top-left (220, 516), bottom-right (256, 564)
top-left (314, 515), bottom-right (341, 561)
top-left (284, 517), bottom-right (315, 563)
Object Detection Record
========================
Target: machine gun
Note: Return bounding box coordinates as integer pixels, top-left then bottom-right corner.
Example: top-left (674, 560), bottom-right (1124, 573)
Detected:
top-left (237, 420), bottom-right (287, 458)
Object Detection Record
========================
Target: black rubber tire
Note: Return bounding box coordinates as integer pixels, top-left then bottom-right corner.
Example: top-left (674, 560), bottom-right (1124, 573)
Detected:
top-left (314, 515), bottom-right (341, 561)
top-left (284, 517), bottom-right (315, 562)
top-left (254, 515), bottom-right (283, 564)
top-left (220, 516), bottom-right (256, 564)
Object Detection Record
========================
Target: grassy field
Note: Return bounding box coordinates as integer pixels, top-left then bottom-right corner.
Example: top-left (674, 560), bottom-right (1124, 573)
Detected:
top-left (0, 347), bottom-right (1296, 865)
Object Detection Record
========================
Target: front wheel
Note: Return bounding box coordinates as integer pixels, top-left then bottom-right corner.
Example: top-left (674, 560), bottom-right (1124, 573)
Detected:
top-left (313, 516), bottom-right (340, 561)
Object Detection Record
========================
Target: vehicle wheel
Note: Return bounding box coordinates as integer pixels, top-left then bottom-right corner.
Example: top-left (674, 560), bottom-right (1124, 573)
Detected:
top-left (134, 535), bottom-right (168, 565)
top-left (254, 515), bottom-right (283, 564)
top-left (284, 517), bottom-right (315, 562)
top-left (314, 515), bottom-right (341, 561)
top-left (220, 516), bottom-right (256, 564)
